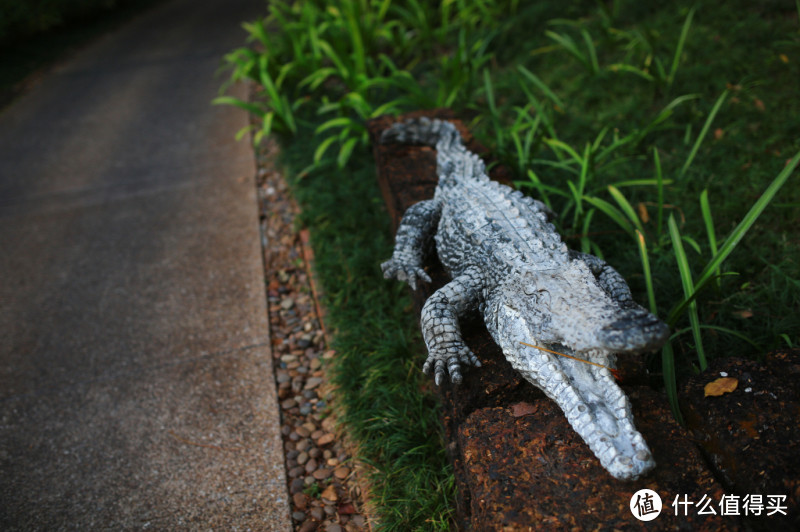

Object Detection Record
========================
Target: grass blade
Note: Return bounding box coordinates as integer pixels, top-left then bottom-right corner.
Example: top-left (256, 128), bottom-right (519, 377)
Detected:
top-left (668, 214), bottom-right (707, 370)
top-left (668, 7), bottom-right (695, 86)
top-left (518, 65), bottom-right (565, 109)
top-left (699, 189), bottom-right (721, 289)
top-left (636, 230), bottom-right (658, 314)
top-left (661, 342), bottom-right (684, 424)
top-left (680, 90), bottom-right (728, 178)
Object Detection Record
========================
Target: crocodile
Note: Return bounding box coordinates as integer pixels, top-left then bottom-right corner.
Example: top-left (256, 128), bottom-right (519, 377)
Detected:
top-left (380, 117), bottom-right (669, 480)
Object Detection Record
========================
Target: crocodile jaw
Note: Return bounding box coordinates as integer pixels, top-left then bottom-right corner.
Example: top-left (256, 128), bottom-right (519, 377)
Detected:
top-left (491, 307), bottom-right (656, 481)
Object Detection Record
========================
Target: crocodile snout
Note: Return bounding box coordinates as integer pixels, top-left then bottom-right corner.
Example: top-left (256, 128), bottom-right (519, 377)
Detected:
top-left (598, 310), bottom-right (670, 353)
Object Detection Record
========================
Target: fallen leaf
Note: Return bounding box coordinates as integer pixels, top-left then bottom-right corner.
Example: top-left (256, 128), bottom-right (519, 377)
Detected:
top-left (714, 128), bottom-right (724, 140)
top-left (704, 377), bottom-right (739, 397)
top-left (511, 402), bottom-right (538, 417)
top-left (779, 54), bottom-right (789, 64)
top-left (338, 503), bottom-right (356, 515)
top-left (734, 309), bottom-right (753, 319)
top-left (321, 484), bottom-right (338, 502)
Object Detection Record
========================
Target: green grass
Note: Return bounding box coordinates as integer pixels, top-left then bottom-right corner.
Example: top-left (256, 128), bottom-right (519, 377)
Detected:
top-left (221, 0), bottom-right (800, 527)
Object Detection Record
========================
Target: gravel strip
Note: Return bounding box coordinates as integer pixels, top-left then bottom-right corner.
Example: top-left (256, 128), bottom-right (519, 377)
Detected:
top-left (255, 138), bottom-right (370, 532)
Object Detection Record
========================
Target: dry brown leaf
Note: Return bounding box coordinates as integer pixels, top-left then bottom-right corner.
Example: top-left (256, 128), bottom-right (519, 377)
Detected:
top-left (704, 377), bottom-right (739, 397)
top-left (734, 309), bottom-right (753, 319)
top-left (511, 402), bottom-right (538, 417)
top-left (321, 484), bottom-right (338, 502)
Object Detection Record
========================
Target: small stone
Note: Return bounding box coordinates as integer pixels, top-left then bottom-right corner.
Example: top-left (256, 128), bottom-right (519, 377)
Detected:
top-left (296, 426), bottom-right (311, 438)
top-left (289, 466), bottom-right (305, 478)
top-left (310, 358), bottom-right (322, 370)
top-left (325, 524), bottom-right (342, 532)
top-left (310, 507), bottom-right (325, 521)
top-left (292, 511), bottom-right (306, 521)
top-left (302, 422), bottom-right (317, 432)
top-left (293, 492), bottom-right (309, 510)
top-left (312, 468), bottom-right (331, 480)
top-left (323, 350), bottom-right (336, 359)
top-left (281, 298), bottom-right (295, 310)
top-left (305, 458), bottom-right (318, 473)
top-left (298, 521), bottom-right (317, 532)
top-left (297, 452), bottom-right (309, 465)
top-left (281, 399), bottom-right (297, 409)
top-left (323, 450), bottom-right (333, 459)
top-left (351, 515), bottom-right (365, 528)
top-left (323, 505), bottom-right (336, 516)
top-left (305, 377), bottom-right (323, 390)
top-left (311, 430), bottom-right (325, 440)
top-left (296, 439), bottom-right (310, 452)
top-left (304, 476), bottom-right (315, 486)
top-left (300, 405), bottom-right (312, 415)
top-left (290, 478), bottom-right (305, 494)
top-left (281, 354), bottom-right (297, 363)
top-left (317, 433), bottom-right (335, 446)
top-left (326, 458), bottom-right (339, 467)
top-left (333, 466), bottom-right (350, 479)
top-left (308, 447), bottom-right (321, 458)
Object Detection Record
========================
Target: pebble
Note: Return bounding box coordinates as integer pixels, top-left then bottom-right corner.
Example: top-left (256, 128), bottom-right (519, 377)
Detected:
top-left (281, 298), bottom-right (295, 310)
top-left (312, 468), bottom-right (331, 480)
top-left (305, 458), bottom-right (318, 473)
top-left (296, 426), bottom-right (311, 438)
top-left (317, 433), bottom-right (335, 446)
top-left (289, 478), bottom-right (305, 494)
top-left (305, 377), bottom-right (324, 390)
top-left (334, 466), bottom-right (350, 479)
top-left (296, 439), bottom-right (310, 452)
top-left (292, 511), bottom-right (306, 521)
top-left (293, 492), bottom-right (308, 510)
top-left (281, 399), bottom-right (297, 409)
top-left (298, 522), bottom-right (317, 532)
top-left (310, 507), bottom-right (325, 521)
top-left (297, 452), bottom-right (309, 465)
top-left (325, 524), bottom-right (342, 532)
top-left (289, 466), bottom-right (305, 478)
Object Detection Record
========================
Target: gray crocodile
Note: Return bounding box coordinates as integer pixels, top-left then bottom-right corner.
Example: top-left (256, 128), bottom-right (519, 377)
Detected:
top-left (380, 117), bottom-right (669, 480)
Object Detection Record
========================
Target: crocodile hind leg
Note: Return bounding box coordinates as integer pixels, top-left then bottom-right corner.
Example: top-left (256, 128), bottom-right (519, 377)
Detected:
top-left (381, 198), bottom-right (442, 290)
top-left (420, 266), bottom-right (484, 385)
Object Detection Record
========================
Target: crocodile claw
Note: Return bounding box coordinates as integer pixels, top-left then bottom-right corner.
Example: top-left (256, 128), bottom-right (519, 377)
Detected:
top-left (423, 343), bottom-right (481, 386)
top-left (381, 259), bottom-right (431, 290)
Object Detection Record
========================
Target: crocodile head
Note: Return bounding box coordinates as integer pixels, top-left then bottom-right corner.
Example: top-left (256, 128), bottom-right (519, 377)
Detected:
top-left (485, 258), bottom-right (668, 480)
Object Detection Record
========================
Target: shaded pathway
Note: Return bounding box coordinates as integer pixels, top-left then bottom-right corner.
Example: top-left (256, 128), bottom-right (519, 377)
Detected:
top-left (0, 0), bottom-right (290, 528)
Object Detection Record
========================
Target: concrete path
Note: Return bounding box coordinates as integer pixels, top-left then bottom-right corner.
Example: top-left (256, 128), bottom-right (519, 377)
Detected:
top-left (0, 0), bottom-right (291, 529)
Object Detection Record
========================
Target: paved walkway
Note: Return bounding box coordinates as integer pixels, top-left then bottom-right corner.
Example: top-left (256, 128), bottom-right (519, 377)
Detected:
top-left (0, 0), bottom-right (290, 529)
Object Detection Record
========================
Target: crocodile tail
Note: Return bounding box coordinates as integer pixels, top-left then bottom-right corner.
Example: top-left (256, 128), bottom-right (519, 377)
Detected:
top-left (380, 117), bottom-right (463, 151)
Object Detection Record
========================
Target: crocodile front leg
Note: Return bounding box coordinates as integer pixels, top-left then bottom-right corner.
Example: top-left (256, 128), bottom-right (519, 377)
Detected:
top-left (381, 198), bottom-right (442, 290)
top-left (420, 266), bottom-right (484, 385)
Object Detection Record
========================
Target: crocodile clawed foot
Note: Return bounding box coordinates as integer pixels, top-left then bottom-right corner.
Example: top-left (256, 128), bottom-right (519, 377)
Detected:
top-left (381, 259), bottom-right (431, 290)
top-left (423, 343), bottom-right (480, 386)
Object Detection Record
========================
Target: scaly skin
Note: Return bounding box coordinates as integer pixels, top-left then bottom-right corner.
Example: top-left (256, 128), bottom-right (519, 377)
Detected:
top-left (380, 117), bottom-right (669, 480)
